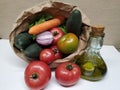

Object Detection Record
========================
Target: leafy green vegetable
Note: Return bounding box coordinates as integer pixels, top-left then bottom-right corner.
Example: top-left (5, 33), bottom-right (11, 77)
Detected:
top-left (32, 34), bottom-right (36, 40)
top-left (29, 13), bottom-right (53, 29)
top-left (59, 25), bottom-right (67, 34)
top-left (59, 19), bottom-right (67, 34)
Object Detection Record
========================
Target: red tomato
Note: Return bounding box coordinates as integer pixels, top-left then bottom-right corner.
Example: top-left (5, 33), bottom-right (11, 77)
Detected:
top-left (50, 27), bottom-right (64, 45)
top-left (24, 61), bottom-right (51, 90)
top-left (55, 62), bottom-right (81, 86)
top-left (50, 45), bottom-right (62, 60)
top-left (40, 49), bottom-right (55, 64)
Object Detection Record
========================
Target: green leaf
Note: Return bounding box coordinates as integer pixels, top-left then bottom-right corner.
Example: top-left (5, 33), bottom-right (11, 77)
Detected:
top-left (28, 13), bottom-right (53, 29)
top-left (59, 25), bottom-right (67, 34)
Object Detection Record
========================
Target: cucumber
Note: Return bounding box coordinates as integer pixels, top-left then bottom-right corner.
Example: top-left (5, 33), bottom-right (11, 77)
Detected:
top-left (14, 32), bottom-right (33, 51)
top-left (24, 43), bottom-right (42, 61)
top-left (66, 9), bottom-right (82, 38)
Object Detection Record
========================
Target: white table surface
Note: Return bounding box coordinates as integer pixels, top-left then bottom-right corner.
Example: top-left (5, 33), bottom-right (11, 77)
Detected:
top-left (0, 39), bottom-right (120, 90)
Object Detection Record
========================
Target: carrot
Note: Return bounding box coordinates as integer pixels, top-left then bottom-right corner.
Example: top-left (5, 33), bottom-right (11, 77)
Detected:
top-left (29, 16), bottom-right (65, 35)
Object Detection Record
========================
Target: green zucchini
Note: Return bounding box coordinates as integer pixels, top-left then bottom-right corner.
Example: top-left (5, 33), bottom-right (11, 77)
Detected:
top-left (14, 32), bottom-right (34, 51)
top-left (24, 43), bottom-right (42, 61)
top-left (66, 9), bottom-right (82, 38)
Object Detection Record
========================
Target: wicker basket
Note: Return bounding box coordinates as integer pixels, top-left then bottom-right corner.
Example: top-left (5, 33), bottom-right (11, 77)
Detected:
top-left (9, 1), bottom-right (90, 69)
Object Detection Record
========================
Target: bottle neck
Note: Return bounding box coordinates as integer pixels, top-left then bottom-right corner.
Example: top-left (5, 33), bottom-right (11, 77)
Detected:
top-left (86, 33), bottom-right (105, 53)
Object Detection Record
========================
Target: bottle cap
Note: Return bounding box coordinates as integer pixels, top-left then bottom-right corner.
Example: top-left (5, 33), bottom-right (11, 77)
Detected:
top-left (91, 25), bottom-right (105, 36)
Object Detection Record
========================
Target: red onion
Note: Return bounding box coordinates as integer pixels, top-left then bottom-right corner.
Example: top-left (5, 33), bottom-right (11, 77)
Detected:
top-left (36, 31), bottom-right (53, 46)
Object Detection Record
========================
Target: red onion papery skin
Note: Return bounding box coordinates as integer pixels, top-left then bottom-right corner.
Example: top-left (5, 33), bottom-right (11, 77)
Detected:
top-left (36, 31), bottom-right (53, 46)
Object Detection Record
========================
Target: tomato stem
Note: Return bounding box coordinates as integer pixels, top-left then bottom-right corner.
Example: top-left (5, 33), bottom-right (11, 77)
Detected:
top-left (31, 73), bottom-right (38, 79)
top-left (53, 48), bottom-right (58, 54)
top-left (66, 64), bottom-right (73, 71)
top-left (53, 31), bottom-right (58, 36)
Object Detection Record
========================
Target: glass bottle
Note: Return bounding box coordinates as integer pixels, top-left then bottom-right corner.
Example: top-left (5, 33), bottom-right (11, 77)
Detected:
top-left (75, 25), bottom-right (107, 81)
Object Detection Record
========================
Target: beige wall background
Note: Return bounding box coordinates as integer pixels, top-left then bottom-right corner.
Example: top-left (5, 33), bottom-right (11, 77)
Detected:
top-left (0, 0), bottom-right (120, 50)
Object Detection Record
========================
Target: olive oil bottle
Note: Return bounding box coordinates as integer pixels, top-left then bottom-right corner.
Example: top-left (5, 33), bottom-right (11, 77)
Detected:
top-left (75, 25), bottom-right (107, 81)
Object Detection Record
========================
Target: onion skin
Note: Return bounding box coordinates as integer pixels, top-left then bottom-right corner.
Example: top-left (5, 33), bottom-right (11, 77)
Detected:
top-left (36, 31), bottom-right (53, 46)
